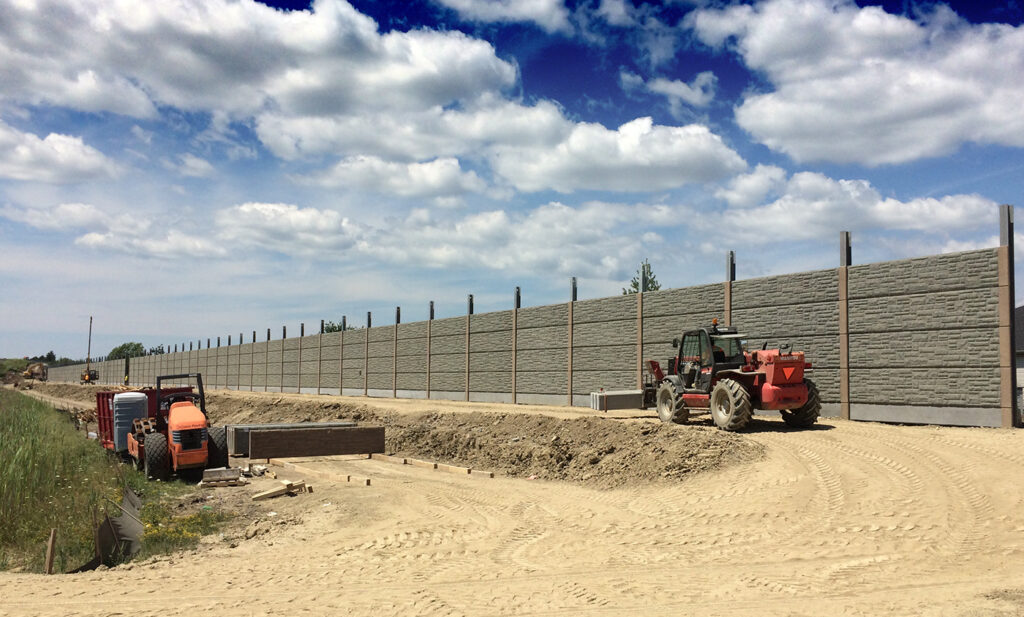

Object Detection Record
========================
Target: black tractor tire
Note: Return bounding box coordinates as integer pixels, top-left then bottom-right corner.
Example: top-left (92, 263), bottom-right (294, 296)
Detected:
top-left (207, 426), bottom-right (229, 469)
top-left (710, 378), bottom-right (753, 431)
top-left (781, 379), bottom-right (821, 428)
top-left (655, 382), bottom-right (689, 424)
top-left (144, 432), bottom-right (170, 481)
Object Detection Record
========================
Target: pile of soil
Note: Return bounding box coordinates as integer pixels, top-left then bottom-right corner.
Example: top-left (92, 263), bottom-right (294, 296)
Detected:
top-left (31, 383), bottom-right (763, 489)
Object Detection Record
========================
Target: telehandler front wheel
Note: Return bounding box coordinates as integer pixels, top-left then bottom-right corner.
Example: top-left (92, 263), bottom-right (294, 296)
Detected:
top-left (710, 378), bottom-right (752, 431)
top-left (781, 379), bottom-right (821, 428)
top-left (655, 382), bottom-right (689, 424)
top-left (144, 432), bottom-right (170, 481)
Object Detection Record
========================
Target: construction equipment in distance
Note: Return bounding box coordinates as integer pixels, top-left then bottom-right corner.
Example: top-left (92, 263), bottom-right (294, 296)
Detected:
top-left (125, 373), bottom-right (228, 481)
top-left (643, 320), bottom-right (820, 431)
top-left (22, 362), bottom-right (48, 381)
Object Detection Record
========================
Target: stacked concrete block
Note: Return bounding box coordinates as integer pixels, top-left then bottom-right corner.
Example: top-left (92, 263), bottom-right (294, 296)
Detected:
top-left (341, 329), bottom-right (365, 395)
top-left (366, 325), bottom-right (394, 395)
top-left (396, 321), bottom-right (428, 395)
top-left (516, 303), bottom-right (568, 405)
top-left (469, 310), bottom-right (513, 402)
top-left (237, 342), bottom-right (253, 390)
top-left (847, 248), bottom-right (1001, 426)
top-left (318, 333), bottom-right (340, 393)
top-left (572, 295), bottom-right (637, 402)
top-left (251, 341), bottom-right (268, 391)
top-left (429, 316), bottom-right (466, 399)
top-left (298, 334), bottom-right (320, 392)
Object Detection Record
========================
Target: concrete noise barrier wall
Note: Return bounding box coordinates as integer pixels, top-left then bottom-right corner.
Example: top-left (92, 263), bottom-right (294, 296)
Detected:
top-left (48, 220), bottom-right (1018, 428)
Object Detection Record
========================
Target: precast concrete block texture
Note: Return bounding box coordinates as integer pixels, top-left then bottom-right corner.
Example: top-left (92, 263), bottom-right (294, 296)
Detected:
top-left (849, 330), bottom-right (999, 368)
top-left (573, 320), bottom-right (637, 347)
top-left (517, 348), bottom-right (568, 373)
top-left (299, 335), bottom-right (320, 361)
top-left (472, 310), bottom-right (513, 333)
top-left (517, 371), bottom-right (567, 394)
top-left (469, 330), bottom-right (513, 352)
top-left (733, 269), bottom-right (839, 307)
top-left (397, 373), bottom-right (427, 390)
top-left (643, 284), bottom-right (724, 318)
top-left (517, 325), bottom-right (568, 349)
top-left (848, 288), bottom-right (998, 331)
top-left (368, 325), bottom-right (394, 342)
top-left (430, 334), bottom-right (464, 355)
top-left (847, 249), bottom-right (998, 299)
top-left (470, 371), bottom-right (512, 392)
top-left (517, 303), bottom-right (568, 329)
top-left (573, 295), bottom-right (636, 323)
top-left (397, 337), bottom-right (427, 356)
top-left (430, 371), bottom-right (466, 391)
top-left (573, 370), bottom-right (636, 395)
top-left (319, 344), bottom-right (340, 361)
top-left (573, 345), bottom-right (635, 372)
top-left (469, 350), bottom-right (512, 373)
top-left (431, 317), bottom-right (464, 336)
top-left (398, 321), bottom-right (428, 338)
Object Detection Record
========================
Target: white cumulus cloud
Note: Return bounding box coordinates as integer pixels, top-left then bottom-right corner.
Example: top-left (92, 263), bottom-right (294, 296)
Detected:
top-left (687, 0), bottom-right (1024, 165)
top-left (433, 0), bottom-right (571, 33)
top-left (0, 119), bottom-right (119, 183)
top-left (490, 117), bottom-right (747, 192)
top-left (297, 156), bottom-right (488, 199)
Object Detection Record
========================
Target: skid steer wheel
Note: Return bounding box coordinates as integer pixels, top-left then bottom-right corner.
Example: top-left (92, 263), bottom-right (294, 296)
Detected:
top-left (710, 378), bottom-right (752, 431)
top-left (781, 379), bottom-right (821, 428)
top-left (655, 382), bottom-right (689, 424)
top-left (206, 426), bottom-right (229, 469)
top-left (144, 432), bottom-right (170, 481)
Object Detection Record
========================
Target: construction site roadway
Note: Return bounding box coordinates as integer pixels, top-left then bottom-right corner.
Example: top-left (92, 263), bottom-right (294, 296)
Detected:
top-left (4, 383), bottom-right (1024, 616)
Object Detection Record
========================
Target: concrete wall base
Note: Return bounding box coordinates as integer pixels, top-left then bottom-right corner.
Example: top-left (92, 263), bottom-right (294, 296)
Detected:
top-left (851, 403), bottom-right (1001, 428)
top-left (469, 392), bottom-right (514, 404)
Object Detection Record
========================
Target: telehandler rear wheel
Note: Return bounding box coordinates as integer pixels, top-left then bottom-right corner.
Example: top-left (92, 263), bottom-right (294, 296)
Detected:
top-left (144, 432), bottom-right (170, 481)
top-left (710, 378), bottom-right (752, 431)
top-left (655, 382), bottom-right (689, 424)
top-left (781, 379), bottom-right (821, 428)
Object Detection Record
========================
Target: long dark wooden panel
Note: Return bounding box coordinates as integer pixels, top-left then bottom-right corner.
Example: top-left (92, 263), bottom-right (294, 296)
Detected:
top-left (248, 426), bottom-right (385, 459)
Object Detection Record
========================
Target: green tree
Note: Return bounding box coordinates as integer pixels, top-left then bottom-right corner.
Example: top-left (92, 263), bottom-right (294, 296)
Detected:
top-left (622, 258), bottom-right (661, 294)
top-left (108, 342), bottom-right (145, 360)
top-left (323, 320), bottom-right (356, 333)
top-left (45, 351), bottom-right (55, 363)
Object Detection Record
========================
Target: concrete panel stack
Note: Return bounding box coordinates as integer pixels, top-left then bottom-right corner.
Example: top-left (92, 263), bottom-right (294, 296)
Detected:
top-left (732, 269), bottom-right (840, 415)
top-left (396, 321), bottom-right (428, 396)
top-left (264, 339), bottom-right (281, 391)
top-left (571, 295), bottom-right (637, 404)
top-left (515, 303), bottom-right (568, 405)
top-left (429, 317), bottom-right (466, 399)
top-left (847, 249), bottom-right (1002, 426)
top-left (299, 334), bottom-right (320, 393)
top-left (469, 310), bottom-right (513, 403)
top-left (341, 329), bottom-right (365, 396)
top-left (319, 332), bottom-right (340, 394)
top-left (281, 336), bottom-right (299, 393)
top-left (366, 325), bottom-right (394, 396)
top-left (237, 342), bottom-right (253, 391)
top-left (251, 340), bottom-right (267, 391)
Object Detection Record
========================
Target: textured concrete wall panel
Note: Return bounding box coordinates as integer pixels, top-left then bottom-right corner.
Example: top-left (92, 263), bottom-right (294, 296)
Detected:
top-left (367, 341), bottom-right (392, 359)
top-left (573, 295), bottom-right (636, 324)
top-left (319, 344), bottom-right (339, 361)
top-left (396, 355), bottom-right (428, 373)
top-left (850, 368), bottom-right (1000, 407)
top-left (517, 371), bottom-right (566, 394)
top-left (299, 336), bottom-right (320, 361)
top-left (732, 302), bottom-right (839, 337)
top-left (517, 303), bottom-right (568, 329)
top-left (848, 249), bottom-right (998, 299)
top-left (283, 338), bottom-right (299, 351)
top-left (367, 325), bottom-right (393, 343)
top-left (398, 321), bottom-right (428, 339)
top-left (300, 360), bottom-right (319, 375)
top-left (367, 373), bottom-right (391, 389)
top-left (643, 284), bottom-right (724, 317)
top-left (342, 342), bottom-right (365, 359)
top-left (430, 372), bottom-right (465, 392)
top-left (470, 371), bottom-right (512, 392)
top-left (850, 329), bottom-right (999, 368)
top-left (573, 320), bottom-right (637, 347)
top-left (430, 353), bottom-right (465, 373)
top-left (397, 373), bottom-right (427, 390)
top-left (517, 348), bottom-right (568, 373)
top-left (283, 349), bottom-right (299, 363)
top-left (367, 357), bottom-right (394, 374)
top-left (572, 344), bottom-right (635, 372)
top-left (848, 288), bottom-right (998, 333)
top-left (471, 310), bottom-right (512, 333)
top-left (517, 325), bottom-right (568, 350)
top-left (469, 330), bottom-right (513, 353)
top-left (397, 337), bottom-right (427, 356)
top-left (430, 334), bottom-right (464, 355)
top-left (732, 269), bottom-right (838, 308)
top-left (320, 360), bottom-right (339, 377)
top-left (572, 370), bottom-right (635, 395)
top-left (431, 317), bottom-right (465, 337)
top-left (469, 350), bottom-right (512, 373)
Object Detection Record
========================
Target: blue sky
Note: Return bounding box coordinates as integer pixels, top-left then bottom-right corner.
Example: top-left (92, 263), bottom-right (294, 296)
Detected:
top-left (1, 0), bottom-right (1023, 359)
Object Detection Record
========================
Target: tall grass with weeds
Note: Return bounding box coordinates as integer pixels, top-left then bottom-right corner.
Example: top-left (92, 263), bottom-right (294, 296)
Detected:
top-left (0, 390), bottom-right (232, 572)
top-left (0, 390), bottom-right (132, 571)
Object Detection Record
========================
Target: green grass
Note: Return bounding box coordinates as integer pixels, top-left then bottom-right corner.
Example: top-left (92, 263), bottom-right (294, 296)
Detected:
top-left (1, 358), bottom-right (29, 375)
top-left (0, 390), bottom-right (232, 572)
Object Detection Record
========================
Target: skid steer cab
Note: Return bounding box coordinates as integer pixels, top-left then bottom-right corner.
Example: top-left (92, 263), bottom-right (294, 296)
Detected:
top-left (642, 321), bottom-right (821, 431)
top-left (126, 373), bottom-right (228, 481)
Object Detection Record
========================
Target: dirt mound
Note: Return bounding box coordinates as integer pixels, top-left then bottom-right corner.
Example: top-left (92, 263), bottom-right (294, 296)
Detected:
top-left (32, 382), bottom-right (98, 403)
top-left (204, 392), bottom-right (762, 489)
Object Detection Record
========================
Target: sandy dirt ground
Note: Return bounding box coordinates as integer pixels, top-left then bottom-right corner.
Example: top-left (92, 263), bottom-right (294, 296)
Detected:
top-left (4, 385), bottom-right (1024, 616)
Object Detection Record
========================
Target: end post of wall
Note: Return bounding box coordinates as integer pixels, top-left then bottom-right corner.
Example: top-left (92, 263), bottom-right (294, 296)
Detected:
top-left (999, 205), bottom-right (1018, 427)
top-left (838, 231), bottom-right (852, 421)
